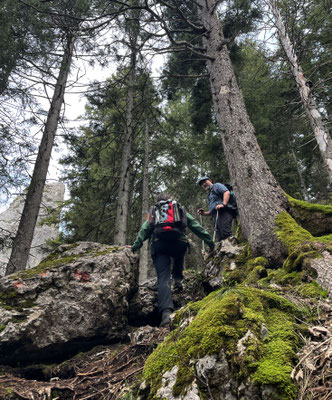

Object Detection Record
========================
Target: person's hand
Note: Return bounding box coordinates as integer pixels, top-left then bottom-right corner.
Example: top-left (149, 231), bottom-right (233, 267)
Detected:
top-left (216, 204), bottom-right (225, 211)
top-left (123, 245), bottom-right (132, 249)
top-left (197, 208), bottom-right (204, 215)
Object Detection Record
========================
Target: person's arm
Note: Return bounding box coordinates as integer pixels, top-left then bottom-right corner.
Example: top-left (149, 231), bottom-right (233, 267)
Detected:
top-left (132, 220), bottom-right (152, 252)
top-left (187, 212), bottom-right (215, 250)
top-left (197, 208), bottom-right (211, 216)
top-left (216, 190), bottom-right (230, 210)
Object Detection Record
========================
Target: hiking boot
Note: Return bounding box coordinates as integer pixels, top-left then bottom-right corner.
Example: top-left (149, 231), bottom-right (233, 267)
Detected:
top-left (160, 309), bottom-right (173, 327)
top-left (173, 278), bottom-right (183, 291)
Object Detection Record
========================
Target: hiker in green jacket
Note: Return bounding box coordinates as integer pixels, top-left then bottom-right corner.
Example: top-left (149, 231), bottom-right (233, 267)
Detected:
top-left (132, 193), bottom-right (214, 327)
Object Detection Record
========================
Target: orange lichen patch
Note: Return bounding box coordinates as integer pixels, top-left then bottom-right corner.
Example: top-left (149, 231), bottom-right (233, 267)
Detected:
top-left (13, 281), bottom-right (23, 289)
top-left (75, 270), bottom-right (91, 283)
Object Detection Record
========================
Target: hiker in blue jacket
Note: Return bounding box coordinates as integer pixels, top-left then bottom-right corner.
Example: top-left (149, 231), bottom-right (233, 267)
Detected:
top-left (131, 192), bottom-right (214, 327)
top-left (197, 176), bottom-right (234, 242)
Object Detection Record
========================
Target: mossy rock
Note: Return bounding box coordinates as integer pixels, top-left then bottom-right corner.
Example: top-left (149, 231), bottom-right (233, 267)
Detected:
top-left (9, 243), bottom-right (122, 281)
top-left (275, 212), bottom-right (332, 273)
top-left (0, 290), bottom-right (36, 314)
top-left (142, 286), bottom-right (304, 399)
top-left (287, 195), bottom-right (332, 236)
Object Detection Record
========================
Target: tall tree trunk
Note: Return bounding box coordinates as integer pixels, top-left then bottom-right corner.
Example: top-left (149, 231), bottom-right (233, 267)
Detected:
top-left (114, 51), bottom-right (137, 245)
top-left (6, 33), bottom-right (75, 275)
top-left (138, 118), bottom-right (150, 284)
top-left (270, 0), bottom-right (332, 183)
top-left (197, 0), bottom-right (289, 262)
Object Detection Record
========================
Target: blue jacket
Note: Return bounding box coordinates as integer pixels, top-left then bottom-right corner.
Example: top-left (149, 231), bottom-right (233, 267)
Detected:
top-left (208, 183), bottom-right (229, 213)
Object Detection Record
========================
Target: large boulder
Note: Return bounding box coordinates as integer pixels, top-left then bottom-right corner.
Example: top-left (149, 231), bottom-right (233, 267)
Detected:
top-left (0, 242), bottom-right (138, 365)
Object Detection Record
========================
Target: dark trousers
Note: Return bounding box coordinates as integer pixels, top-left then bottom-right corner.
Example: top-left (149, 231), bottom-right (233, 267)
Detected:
top-left (213, 208), bottom-right (234, 241)
top-left (151, 240), bottom-right (188, 313)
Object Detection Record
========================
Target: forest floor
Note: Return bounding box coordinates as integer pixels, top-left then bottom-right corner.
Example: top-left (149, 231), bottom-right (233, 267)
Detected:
top-left (0, 327), bottom-right (168, 399)
top-left (1, 306), bottom-right (331, 400)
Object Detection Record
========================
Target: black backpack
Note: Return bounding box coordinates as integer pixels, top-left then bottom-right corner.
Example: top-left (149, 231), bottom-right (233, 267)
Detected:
top-left (224, 183), bottom-right (238, 216)
top-left (148, 200), bottom-right (187, 241)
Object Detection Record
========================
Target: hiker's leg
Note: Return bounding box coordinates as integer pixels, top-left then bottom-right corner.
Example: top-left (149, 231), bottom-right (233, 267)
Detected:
top-left (152, 241), bottom-right (173, 313)
top-left (154, 254), bottom-right (173, 312)
top-left (172, 241), bottom-right (188, 280)
top-left (218, 209), bottom-right (233, 240)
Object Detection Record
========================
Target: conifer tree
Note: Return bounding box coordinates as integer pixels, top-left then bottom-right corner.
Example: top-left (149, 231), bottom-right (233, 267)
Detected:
top-left (141, 0), bottom-right (288, 260)
top-left (269, 0), bottom-right (332, 183)
top-left (6, 0), bottom-right (109, 274)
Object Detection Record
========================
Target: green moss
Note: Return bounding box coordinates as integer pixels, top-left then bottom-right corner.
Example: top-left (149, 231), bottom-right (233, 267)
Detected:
top-left (268, 269), bottom-right (304, 286)
top-left (9, 254), bottom-right (79, 280)
top-left (93, 246), bottom-right (121, 256)
top-left (247, 257), bottom-right (269, 269)
top-left (0, 324), bottom-right (6, 332)
top-left (9, 244), bottom-right (122, 281)
top-left (318, 234), bottom-right (332, 243)
top-left (143, 287), bottom-right (301, 399)
top-left (283, 245), bottom-right (320, 273)
top-left (275, 211), bottom-right (332, 277)
top-left (0, 289), bottom-right (36, 315)
top-left (296, 282), bottom-right (328, 299)
top-left (0, 290), bottom-right (18, 308)
top-left (287, 195), bottom-right (332, 214)
top-left (221, 247), bottom-right (262, 286)
top-left (244, 266), bottom-right (267, 285)
top-left (259, 268), bottom-right (327, 301)
top-left (172, 366), bottom-right (195, 397)
top-left (275, 212), bottom-right (313, 254)
top-left (250, 308), bottom-right (299, 399)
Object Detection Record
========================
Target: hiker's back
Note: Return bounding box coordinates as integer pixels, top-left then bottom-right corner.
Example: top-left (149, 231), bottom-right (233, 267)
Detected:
top-left (149, 200), bottom-right (187, 241)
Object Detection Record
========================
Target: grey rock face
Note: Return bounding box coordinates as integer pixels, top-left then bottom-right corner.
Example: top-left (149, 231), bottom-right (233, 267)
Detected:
top-left (311, 251), bottom-right (332, 297)
top-left (128, 284), bottom-right (158, 325)
top-left (204, 238), bottom-right (243, 290)
top-left (0, 182), bottom-right (65, 276)
top-left (0, 242), bottom-right (138, 365)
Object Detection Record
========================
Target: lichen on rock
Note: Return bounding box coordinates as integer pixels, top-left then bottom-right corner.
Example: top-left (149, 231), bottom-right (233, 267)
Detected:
top-left (0, 242), bottom-right (139, 365)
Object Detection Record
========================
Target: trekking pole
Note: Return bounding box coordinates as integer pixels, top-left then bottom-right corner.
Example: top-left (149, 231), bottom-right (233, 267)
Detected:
top-left (213, 210), bottom-right (219, 242)
top-left (199, 214), bottom-right (206, 256)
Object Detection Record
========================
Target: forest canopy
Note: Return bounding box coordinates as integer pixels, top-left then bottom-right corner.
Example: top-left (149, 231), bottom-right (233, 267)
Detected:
top-left (0, 0), bottom-right (331, 272)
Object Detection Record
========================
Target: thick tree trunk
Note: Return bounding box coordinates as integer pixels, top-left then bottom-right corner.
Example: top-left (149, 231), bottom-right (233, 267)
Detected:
top-left (138, 118), bottom-right (150, 284)
top-left (270, 0), bottom-right (332, 183)
top-left (114, 51), bottom-right (136, 245)
top-left (6, 33), bottom-right (75, 275)
top-left (197, 0), bottom-right (289, 262)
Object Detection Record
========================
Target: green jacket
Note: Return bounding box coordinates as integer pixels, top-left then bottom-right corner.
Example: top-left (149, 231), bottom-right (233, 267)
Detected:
top-left (131, 212), bottom-right (214, 252)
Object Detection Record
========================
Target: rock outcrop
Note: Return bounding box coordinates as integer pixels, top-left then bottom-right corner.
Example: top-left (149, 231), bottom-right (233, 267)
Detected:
top-left (204, 238), bottom-right (244, 290)
top-left (0, 242), bottom-right (138, 365)
top-left (0, 234), bottom-right (330, 400)
top-left (0, 182), bottom-right (65, 276)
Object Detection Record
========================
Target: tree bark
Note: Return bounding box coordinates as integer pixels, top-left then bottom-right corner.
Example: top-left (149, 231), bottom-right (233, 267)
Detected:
top-left (138, 118), bottom-right (151, 284)
top-left (6, 33), bottom-right (75, 275)
top-left (197, 0), bottom-right (289, 262)
top-left (270, 0), bottom-right (332, 183)
top-left (114, 50), bottom-right (137, 245)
